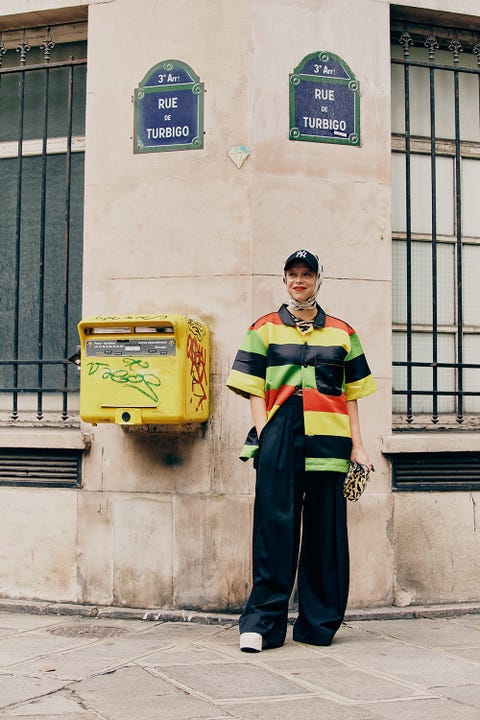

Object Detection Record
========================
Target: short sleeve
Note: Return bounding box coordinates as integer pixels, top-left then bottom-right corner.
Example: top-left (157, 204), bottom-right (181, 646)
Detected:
top-left (226, 327), bottom-right (268, 399)
top-left (344, 331), bottom-right (377, 401)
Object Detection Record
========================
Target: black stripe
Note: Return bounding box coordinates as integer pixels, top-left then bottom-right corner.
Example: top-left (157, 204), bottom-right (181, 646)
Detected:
top-left (305, 434), bottom-right (352, 460)
top-left (268, 343), bottom-right (346, 367)
top-left (345, 354), bottom-right (372, 384)
top-left (232, 349), bottom-right (266, 379)
top-left (243, 425), bottom-right (259, 446)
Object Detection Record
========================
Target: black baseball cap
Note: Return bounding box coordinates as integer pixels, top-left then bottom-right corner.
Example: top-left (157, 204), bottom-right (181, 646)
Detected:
top-left (284, 249), bottom-right (319, 273)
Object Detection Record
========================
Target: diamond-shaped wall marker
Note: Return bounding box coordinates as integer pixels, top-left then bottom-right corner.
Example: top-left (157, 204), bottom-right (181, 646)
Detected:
top-left (228, 145), bottom-right (250, 169)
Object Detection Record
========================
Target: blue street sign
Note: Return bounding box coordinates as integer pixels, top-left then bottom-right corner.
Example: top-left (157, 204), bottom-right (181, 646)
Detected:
top-left (134, 60), bottom-right (204, 153)
top-left (289, 52), bottom-right (360, 146)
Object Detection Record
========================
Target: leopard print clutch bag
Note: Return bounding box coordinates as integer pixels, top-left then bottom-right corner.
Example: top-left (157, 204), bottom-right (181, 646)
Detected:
top-left (343, 461), bottom-right (373, 502)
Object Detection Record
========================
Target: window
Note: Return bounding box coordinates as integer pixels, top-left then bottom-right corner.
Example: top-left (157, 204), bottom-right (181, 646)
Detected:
top-left (391, 11), bottom-right (480, 428)
top-left (0, 22), bottom-right (87, 423)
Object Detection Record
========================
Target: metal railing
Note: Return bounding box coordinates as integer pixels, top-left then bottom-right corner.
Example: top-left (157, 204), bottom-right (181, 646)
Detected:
top-left (391, 21), bottom-right (480, 425)
top-left (0, 27), bottom-right (86, 422)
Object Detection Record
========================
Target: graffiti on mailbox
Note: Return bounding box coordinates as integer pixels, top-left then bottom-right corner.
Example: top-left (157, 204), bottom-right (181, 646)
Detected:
top-left (186, 331), bottom-right (208, 411)
top-left (187, 319), bottom-right (206, 341)
top-left (86, 357), bottom-right (161, 403)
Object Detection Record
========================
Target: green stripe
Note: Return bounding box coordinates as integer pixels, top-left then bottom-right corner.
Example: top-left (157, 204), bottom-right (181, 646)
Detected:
top-left (239, 451), bottom-right (348, 472)
top-left (240, 443), bottom-right (259, 459)
top-left (346, 332), bottom-right (363, 360)
top-left (240, 329), bottom-right (267, 355)
top-left (305, 457), bottom-right (349, 473)
top-left (266, 364), bottom-right (314, 390)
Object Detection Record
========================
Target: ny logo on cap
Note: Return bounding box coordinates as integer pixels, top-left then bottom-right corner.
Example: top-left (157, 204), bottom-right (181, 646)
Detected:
top-left (296, 250), bottom-right (308, 258)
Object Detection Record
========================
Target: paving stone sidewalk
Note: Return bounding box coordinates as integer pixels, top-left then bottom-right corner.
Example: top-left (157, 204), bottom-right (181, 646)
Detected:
top-left (0, 607), bottom-right (480, 719)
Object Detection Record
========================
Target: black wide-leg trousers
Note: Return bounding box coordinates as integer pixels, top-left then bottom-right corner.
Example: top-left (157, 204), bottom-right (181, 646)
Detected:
top-left (239, 394), bottom-right (350, 647)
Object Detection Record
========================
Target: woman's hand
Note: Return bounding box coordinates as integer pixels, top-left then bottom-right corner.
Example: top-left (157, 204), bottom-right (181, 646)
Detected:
top-left (350, 445), bottom-right (374, 471)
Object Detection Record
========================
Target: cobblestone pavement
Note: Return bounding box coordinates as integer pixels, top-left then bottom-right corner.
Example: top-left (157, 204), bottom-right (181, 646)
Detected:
top-left (0, 605), bottom-right (480, 719)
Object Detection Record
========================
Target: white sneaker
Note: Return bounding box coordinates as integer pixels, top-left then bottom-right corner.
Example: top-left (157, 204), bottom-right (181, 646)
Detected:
top-left (240, 632), bottom-right (262, 652)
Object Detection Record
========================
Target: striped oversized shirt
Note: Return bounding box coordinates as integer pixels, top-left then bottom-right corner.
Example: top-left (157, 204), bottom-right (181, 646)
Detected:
top-left (227, 304), bottom-right (377, 473)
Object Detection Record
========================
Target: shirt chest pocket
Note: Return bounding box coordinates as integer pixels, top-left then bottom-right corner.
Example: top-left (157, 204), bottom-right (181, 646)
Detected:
top-left (314, 357), bottom-right (344, 396)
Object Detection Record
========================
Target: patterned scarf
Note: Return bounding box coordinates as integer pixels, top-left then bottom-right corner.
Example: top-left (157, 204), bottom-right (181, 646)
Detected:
top-left (284, 263), bottom-right (323, 311)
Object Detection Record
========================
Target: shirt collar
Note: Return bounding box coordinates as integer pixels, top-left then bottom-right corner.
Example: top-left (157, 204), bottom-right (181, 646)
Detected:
top-left (278, 304), bottom-right (326, 328)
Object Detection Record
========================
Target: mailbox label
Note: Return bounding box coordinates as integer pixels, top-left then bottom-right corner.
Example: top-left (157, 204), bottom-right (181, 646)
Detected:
top-left (85, 339), bottom-right (176, 357)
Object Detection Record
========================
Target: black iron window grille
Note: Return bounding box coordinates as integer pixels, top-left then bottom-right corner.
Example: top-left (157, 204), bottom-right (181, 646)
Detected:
top-left (391, 17), bottom-right (480, 428)
top-left (0, 24), bottom-right (86, 424)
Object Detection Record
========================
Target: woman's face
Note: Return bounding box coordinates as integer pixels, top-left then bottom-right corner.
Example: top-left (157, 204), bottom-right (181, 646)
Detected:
top-left (285, 261), bottom-right (317, 303)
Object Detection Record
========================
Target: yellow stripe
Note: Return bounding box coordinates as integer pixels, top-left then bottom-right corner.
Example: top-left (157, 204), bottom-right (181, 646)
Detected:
top-left (316, 326), bottom-right (352, 349)
top-left (304, 410), bottom-right (351, 437)
top-left (266, 404), bottom-right (281, 422)
top-left (258, 323), bottom-right (352, 350)
top-left (345, 375), bottom-right (377, 401)
top-left (227, 369), bottom-right (265, 399)
top-left (256, 323), bottom-right (298, 345)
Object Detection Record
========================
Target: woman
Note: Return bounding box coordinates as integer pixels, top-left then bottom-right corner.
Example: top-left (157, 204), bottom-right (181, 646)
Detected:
top-left (227, 249), bottom-right (376, 652)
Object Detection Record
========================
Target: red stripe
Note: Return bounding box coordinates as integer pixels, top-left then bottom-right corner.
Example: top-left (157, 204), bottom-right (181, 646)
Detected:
top-left (325, 315), bottom-right (354, 334)
top-left (303, 388), bottom-right (348, 414)
top-left (266, 386), bottom-right (348, 415)
top-left (265, 384), bottom-right (295, 411)
top-left (251, 312), bottom-right (283, 330)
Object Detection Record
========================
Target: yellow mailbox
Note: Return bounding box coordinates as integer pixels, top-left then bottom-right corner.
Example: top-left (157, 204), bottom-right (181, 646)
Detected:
top-left (78, 314), bottom-right (209, 425)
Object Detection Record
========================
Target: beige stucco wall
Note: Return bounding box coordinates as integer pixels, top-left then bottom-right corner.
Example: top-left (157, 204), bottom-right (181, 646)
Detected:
top-left (393, 493), bottom-right (480, 606)
top-left (0, 0), bottom-right (479, 612)
top-left (79, 0), bottom-right (395, 610)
